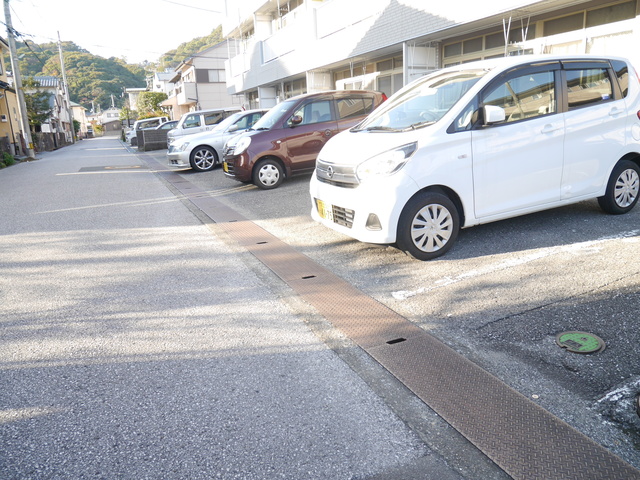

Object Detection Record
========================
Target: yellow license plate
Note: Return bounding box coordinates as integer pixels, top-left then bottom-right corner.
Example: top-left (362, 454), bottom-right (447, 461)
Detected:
top-left (316, 199), bottom-right (333, 222)
top-left (223, 162), bottom-right (229, 173)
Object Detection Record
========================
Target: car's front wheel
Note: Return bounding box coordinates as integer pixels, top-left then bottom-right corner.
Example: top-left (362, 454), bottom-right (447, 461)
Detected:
top-left (190, 146), bottom-right (218, 172)
top-left (396, 191), bottom-right (460, 260)
top-left (253, 159), bottom-right (284, 189)
top-left (597, 159), bottom-right (640, 214)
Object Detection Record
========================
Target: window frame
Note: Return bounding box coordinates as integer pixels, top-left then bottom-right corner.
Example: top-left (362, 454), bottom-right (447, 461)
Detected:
top-left (473, 62), bottom-right (562, 129)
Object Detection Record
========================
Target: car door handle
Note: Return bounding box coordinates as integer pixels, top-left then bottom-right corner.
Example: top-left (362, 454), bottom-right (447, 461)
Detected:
top-left (541, 124), bottom-right (561, 134)
top-left (609, 107), bottom-right (624, 117)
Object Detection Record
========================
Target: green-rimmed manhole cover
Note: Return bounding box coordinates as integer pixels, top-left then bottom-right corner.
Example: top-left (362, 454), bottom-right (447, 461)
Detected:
top-left (555, 331), bottom-right (605, 354)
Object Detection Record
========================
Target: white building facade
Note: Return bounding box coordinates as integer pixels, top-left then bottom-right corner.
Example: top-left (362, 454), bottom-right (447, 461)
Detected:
top-left (162, 40), bottom-right (245, 121)
top-left (222, 0), bottom-right (640, 108)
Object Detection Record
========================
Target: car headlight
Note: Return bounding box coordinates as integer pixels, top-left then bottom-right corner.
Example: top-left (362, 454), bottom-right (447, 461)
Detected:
top-left (356, 143), bottom-right (417, 181)
top-left (178, 142), bottom-right (190, 152)
top-left (233, 136), bottom-right (252, 155)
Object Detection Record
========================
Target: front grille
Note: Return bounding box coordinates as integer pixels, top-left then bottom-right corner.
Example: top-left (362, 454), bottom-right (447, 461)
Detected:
top-left (316, 176), bottom-right (358, 189)
top-left (224, 158), bottom-right (236, 174)
top-left (332, 206), bottom-right (355, 228)
top-left (315, 159), bottom-right (359, 188)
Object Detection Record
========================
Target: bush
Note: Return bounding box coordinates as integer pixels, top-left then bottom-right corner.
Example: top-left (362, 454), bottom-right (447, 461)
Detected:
top-left (3, 152), bottom-right (15, 166)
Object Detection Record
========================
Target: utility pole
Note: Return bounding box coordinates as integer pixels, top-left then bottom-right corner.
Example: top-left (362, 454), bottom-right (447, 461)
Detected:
top-left (3, 0), bottom-right (36, 158)
top-left (58, 31), bottom-right (75, 144)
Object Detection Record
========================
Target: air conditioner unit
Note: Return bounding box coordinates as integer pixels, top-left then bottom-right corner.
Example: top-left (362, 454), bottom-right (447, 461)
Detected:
top-left (0, 115), bottom-right (7, 122)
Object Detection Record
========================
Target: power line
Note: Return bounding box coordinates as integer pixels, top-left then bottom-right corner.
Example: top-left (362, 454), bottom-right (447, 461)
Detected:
top-left (159, 0), bottom-right (221, 13)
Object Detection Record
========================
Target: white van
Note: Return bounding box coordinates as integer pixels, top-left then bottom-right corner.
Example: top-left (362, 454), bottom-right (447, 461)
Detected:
top-left (310, 55), bottom-right (640, 260)
top-left (167, 107), bottom-right (242, 146)
top-left (125, 116), bottom-right (169, 144)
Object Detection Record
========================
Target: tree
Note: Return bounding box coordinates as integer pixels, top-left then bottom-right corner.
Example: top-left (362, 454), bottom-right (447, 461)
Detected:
top-left (136, 91), bottom-right (168, 118)
top-left (158, 26), bottom-right (224, 69)
top-left (23, 78), bottom-right (52, 133)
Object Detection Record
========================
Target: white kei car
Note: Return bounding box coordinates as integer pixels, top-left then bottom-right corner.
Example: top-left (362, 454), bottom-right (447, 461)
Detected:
top-left (311, 54), bottom-right (640, 260)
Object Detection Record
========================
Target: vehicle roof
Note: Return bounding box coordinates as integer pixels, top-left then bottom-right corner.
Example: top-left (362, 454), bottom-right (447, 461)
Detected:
top-left (283, 90), bottom-right (384, 102)
top-left (441, 53), bottom-right (632, 74)
top-left (182, 106), bottom-right (243, 115)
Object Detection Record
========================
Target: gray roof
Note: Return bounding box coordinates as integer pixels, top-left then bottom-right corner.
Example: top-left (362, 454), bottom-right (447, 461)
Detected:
top-left (31, 76), bottom-right (60, 88)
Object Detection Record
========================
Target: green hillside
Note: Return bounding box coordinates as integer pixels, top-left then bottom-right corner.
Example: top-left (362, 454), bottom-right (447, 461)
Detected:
top-left (4, 25), bottom-right (224, 112)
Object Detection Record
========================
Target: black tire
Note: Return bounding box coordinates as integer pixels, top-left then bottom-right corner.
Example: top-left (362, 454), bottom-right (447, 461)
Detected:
top-left (597, 160), bottom-right (640, 214)
top-left (396, 191), bottom-right (460, 261)
top-left (253, 158), bottom-right (284, 189)
top-left (189, 146), bottom-right (218, 172)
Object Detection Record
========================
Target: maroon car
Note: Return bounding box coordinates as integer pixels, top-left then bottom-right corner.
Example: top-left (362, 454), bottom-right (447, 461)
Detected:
top-left (222, 90), bottom-right (386, 189)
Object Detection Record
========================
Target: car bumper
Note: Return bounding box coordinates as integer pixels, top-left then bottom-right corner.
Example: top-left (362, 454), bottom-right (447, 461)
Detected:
top-left (222, 153), bottom-right (252, 182)
top-left (166, 150), bottom-right (191, 169)
top-left (309, 172), bottom-right (418, 245)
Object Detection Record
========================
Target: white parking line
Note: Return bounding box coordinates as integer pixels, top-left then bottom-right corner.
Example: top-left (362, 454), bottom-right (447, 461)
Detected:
top-left (392, 230), bottom-right (640, 300)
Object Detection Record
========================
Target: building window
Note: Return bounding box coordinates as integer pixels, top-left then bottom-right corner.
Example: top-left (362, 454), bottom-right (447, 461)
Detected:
top-left (196, 69), bottom-right (226, 83)
top-left (586, 0), bottom-right (636, 28)
top-left (208, 69), bottom-right (226, 83)
top-left (544, 12), bottom-right (585, 36)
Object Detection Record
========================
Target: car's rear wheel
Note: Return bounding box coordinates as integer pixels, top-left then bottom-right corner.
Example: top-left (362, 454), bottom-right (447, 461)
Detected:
top-left (190, 146), bottom-right (218, 172)
top-left (253, 159), bottom-right (284, 189)
top-left (597, 159), bottom-right (640, 214)
top-left (397, 191), bottom-right (459, 260)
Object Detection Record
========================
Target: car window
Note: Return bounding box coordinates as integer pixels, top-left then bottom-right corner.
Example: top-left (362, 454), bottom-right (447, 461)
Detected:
top-left (292, 100), bottom-right (332, 125)
top-left (611, 60), bottom-right (629, 97)
top-left (138, 119), bottom-right (161, 129)
top-left (183, 114), bottom-right (201, 129)
top-left (204, 112), bottom-right (224, 125)
top-left (234, 112), bottom-right (263, 130)
top-left (566, 67), bottom-right (612, 109)
top-left (337, 97), bottom-right (374, 120)
top-left (483, 70), bottom-right (556, 123)
top-left (356, 69), bottom-right (486, 132)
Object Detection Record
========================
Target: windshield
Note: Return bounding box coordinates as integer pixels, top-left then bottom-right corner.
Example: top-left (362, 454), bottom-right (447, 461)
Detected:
top-left (211, 112), bottom-right (243, 132)
top-left (251, 99), bottom-right (297, 130)
top-left (355, 69), bottom-right (487, 132)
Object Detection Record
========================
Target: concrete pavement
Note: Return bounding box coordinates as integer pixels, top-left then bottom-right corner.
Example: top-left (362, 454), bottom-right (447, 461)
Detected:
top-left (0, 138), bottom-right (470, 479)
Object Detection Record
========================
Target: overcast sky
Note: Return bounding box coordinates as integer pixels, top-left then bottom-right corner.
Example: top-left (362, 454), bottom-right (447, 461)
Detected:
top-left (5, 0), bottom-right (226, 64)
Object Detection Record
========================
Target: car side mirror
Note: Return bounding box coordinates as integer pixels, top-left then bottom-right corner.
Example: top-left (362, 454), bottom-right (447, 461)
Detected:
top-left (484, 105), bottom-right (506, 124)
top-left (290, 115), bottom-right (303, 126)
top-left (228, 124), bottom-right (239, 133)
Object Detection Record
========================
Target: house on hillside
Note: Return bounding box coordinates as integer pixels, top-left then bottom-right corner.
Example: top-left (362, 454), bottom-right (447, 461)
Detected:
top-left (70, 101), bottom-right (90, 139)
top-left (24, 75), bottom-right (73, 150)
top-left (161, 40), bottom-right (244, 121)
top-left (99, 107), bottom-right (122, 136)
top-left (0, 37), bottom-right (26, 156)
top-left (149, 70), bottom-right (174, 95)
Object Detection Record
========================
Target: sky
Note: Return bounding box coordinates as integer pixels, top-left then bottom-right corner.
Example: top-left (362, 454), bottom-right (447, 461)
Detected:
top-left (5, 0), bottom-right (226, 64)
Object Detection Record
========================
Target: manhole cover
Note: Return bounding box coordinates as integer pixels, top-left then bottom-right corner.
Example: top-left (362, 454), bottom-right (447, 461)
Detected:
top-left (555, 331), bottom-right (605, 354)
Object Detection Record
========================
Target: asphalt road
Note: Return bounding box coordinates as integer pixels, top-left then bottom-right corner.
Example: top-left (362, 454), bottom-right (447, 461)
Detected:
top-left (143, 140), bottom-right (640, 469)
top-left (1, 136), bottom-right (639, 478)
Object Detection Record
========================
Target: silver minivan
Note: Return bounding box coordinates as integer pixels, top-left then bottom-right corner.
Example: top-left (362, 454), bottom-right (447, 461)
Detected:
top-left (167, 107), bottom-right (241, 146)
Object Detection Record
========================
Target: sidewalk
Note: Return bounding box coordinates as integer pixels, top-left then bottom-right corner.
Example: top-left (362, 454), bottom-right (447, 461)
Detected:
top-left (0, 138), bottom-right (469, 479)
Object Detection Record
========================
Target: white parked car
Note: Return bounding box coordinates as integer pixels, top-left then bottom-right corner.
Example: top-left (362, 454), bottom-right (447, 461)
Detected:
top-left (310, 54), bottom-right (640, 260)
top-left (125, 116), bottom-right (170, 145)
top-left (167, 109), bottom-right (268, 172)
top-left (167, 107), bottom-right (242, 147)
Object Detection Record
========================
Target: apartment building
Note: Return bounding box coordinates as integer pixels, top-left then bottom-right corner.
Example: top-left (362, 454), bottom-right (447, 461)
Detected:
top-left (161, 40), bottom-right (244, 121)
top-left (222, 0), bottom-right (640, 108)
